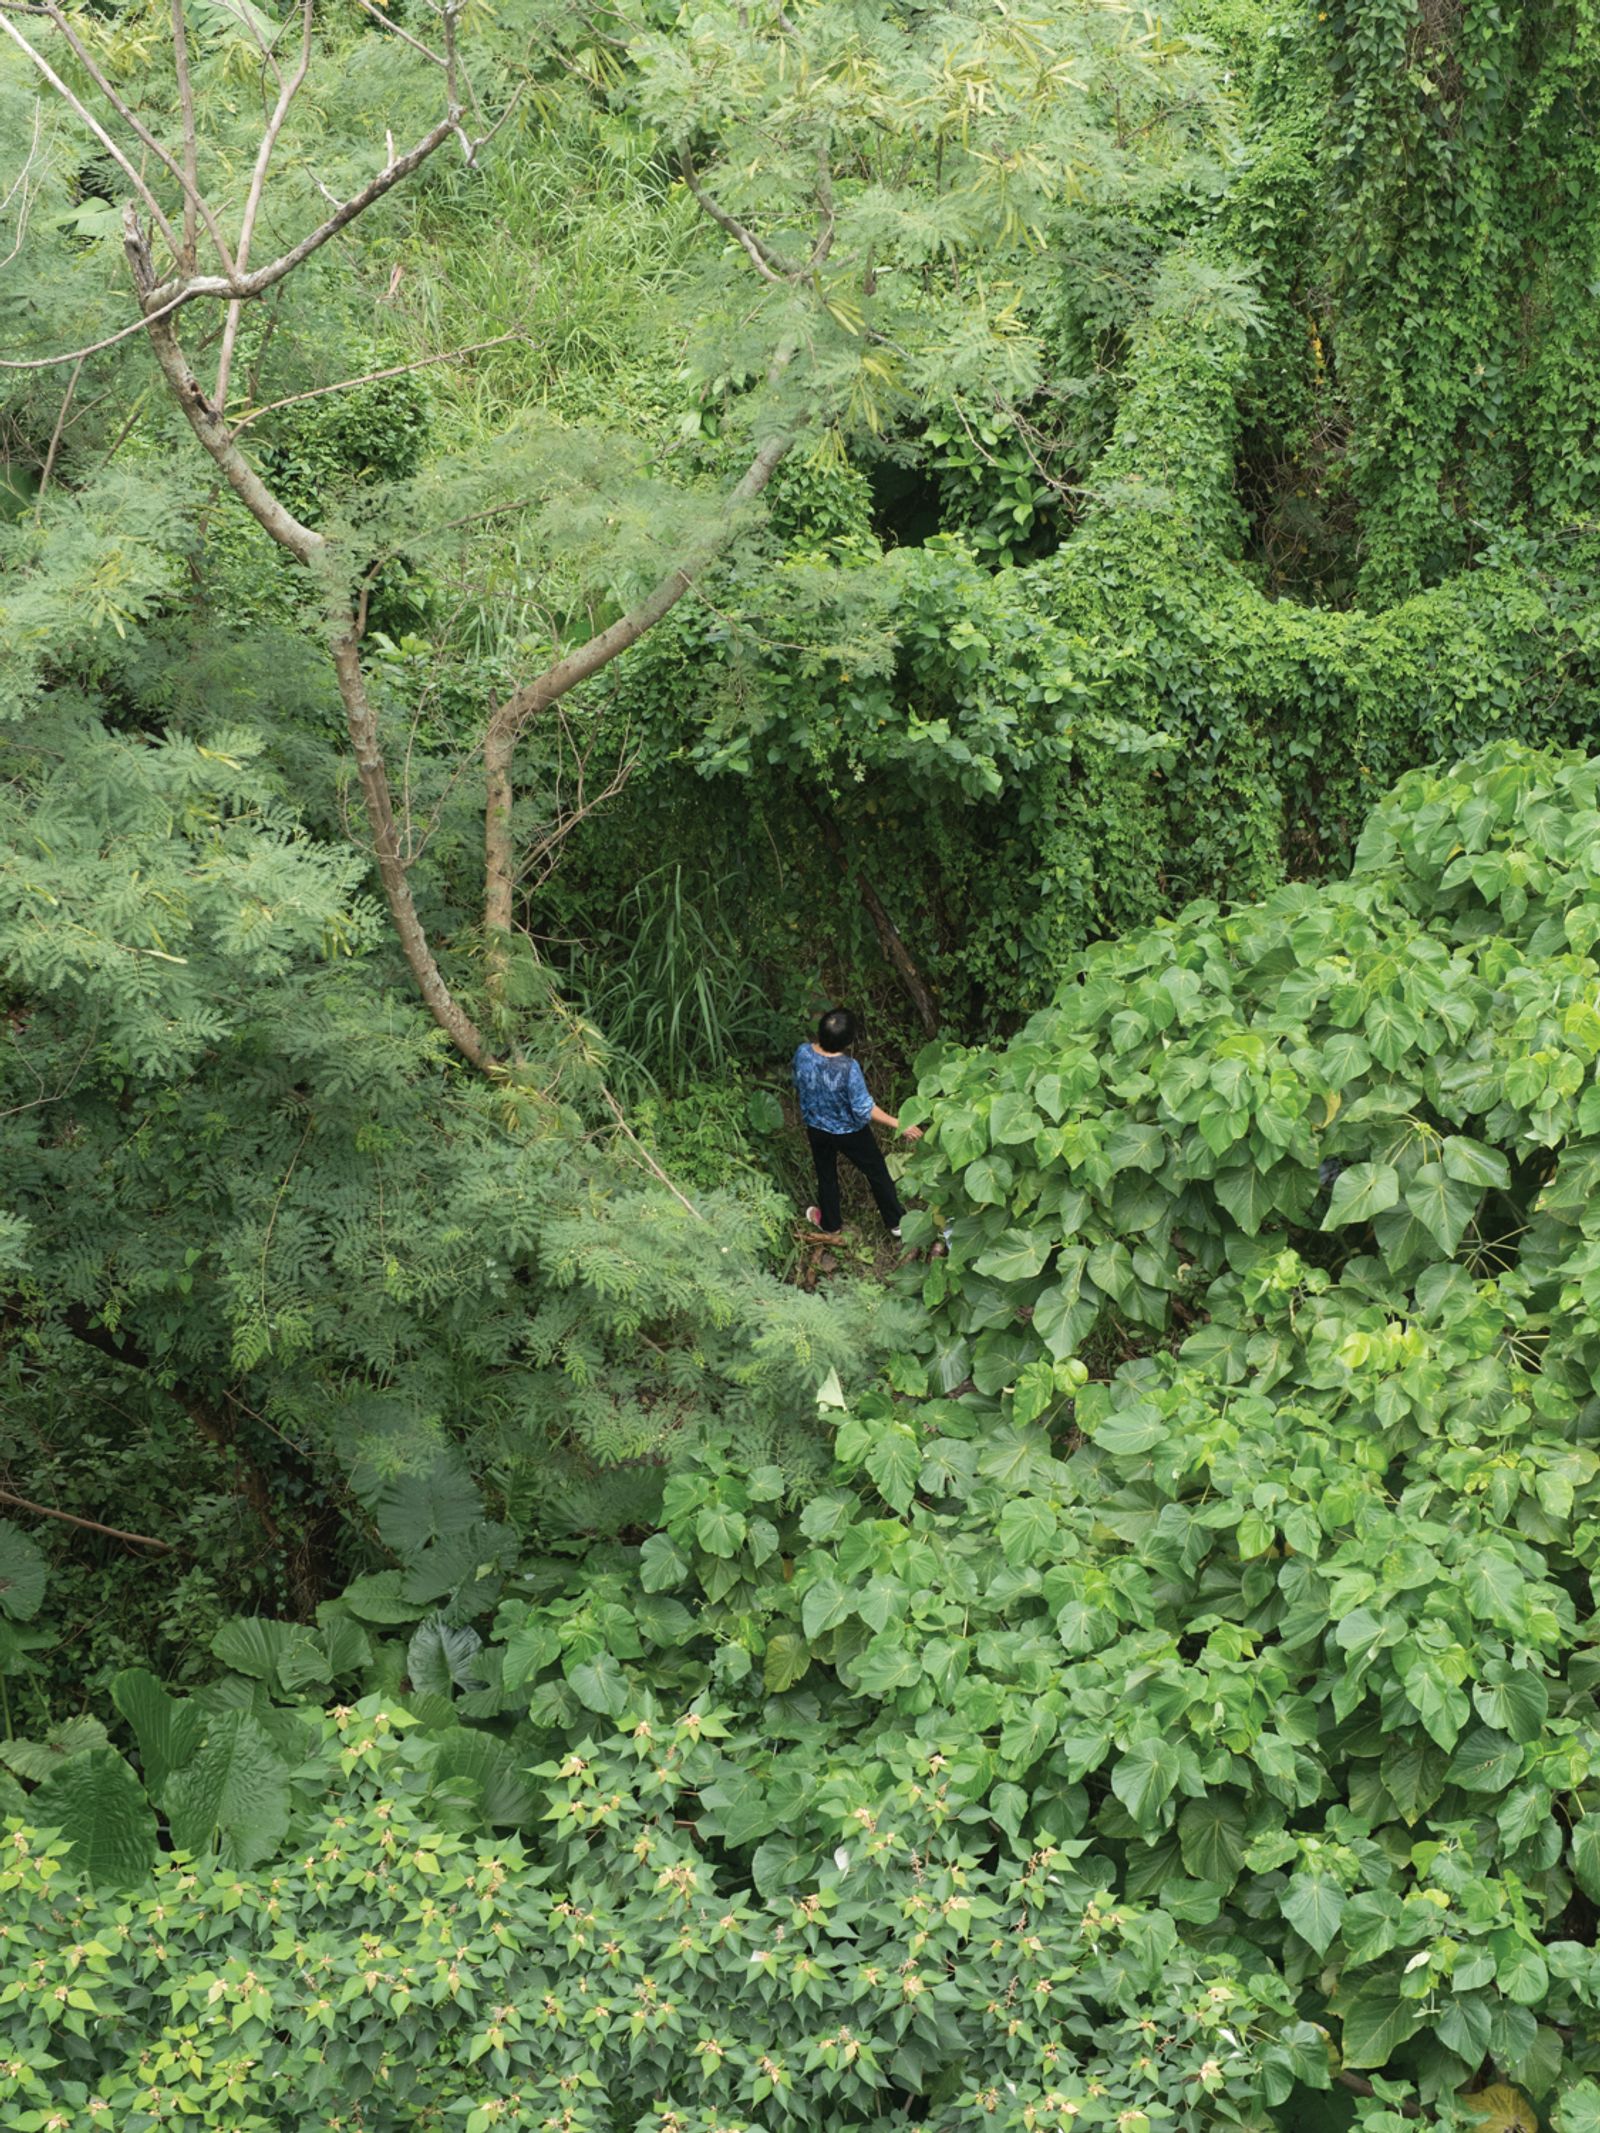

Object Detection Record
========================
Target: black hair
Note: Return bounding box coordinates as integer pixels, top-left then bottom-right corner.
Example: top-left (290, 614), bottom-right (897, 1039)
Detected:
top-left (818, 1006), bottom-right (857, 1051)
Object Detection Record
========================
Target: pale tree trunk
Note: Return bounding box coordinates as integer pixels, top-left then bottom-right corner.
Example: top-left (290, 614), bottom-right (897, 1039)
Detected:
top-left (479, 430), bottom-right (793, 953)
top-left (128, 232), bottom-right (494, 1068)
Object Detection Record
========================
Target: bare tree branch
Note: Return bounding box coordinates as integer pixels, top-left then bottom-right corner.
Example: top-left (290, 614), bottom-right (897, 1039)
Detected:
top-left (678, 144), bottom-right (797, 284)
top-left (33, 0), bottom-right (238, 272)
top-left (0, 97), bottom-right (47, 271)
top-left (170, 0), bottom-right (199, 270)
top-left (0, 4), bottom-right (182, 261)
top-left (214, 0), bottom-right (314, 409)
top-left (480, 423), bottom-right (792, 957)
top-left (124, 231), bottom-right (493, 1068)
top-left (349, 0), bottom-right (444, 70)
top-left (146, 114), bottom-right (460, 314)
top-left (229, 330), bottom-right (523, 438)
top-left (0, 277), bottom-right (204, 370)
top-left (0, 1485), bottom-right (174, 1553)
top-left (34, 351), bottom-right (79, 499)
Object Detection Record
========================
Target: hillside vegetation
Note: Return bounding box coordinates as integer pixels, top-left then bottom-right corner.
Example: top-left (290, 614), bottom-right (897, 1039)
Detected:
top-left (5, 1), bottom-right (1600, 2127)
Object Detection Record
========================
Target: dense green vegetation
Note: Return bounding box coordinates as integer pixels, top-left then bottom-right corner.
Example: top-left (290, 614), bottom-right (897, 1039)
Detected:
top-left (7, 0), bottom-right (1600, 2126)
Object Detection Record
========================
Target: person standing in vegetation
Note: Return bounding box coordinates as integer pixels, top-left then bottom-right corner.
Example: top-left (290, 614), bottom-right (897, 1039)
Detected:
top-left (794, 1009), bottom-right (922, 1240)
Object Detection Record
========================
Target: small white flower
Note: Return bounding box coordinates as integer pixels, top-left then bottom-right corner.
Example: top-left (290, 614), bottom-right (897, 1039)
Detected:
top-left (1403, 1950), bottom-right (1430, 1974)
top-left (833, 1848), bottom-right (850, 1873)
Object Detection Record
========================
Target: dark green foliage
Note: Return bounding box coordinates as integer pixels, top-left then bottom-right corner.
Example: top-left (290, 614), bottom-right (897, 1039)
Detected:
top-left (14, 4), bottom-right (1600, 2125)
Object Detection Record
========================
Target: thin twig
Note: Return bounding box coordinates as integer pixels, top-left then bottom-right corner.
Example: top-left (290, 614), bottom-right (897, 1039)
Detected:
top-left (28, 0), bottom-right (236, 271)
top-left (0, 98), bottom-right (46, 270)
top-left (600, 1085), bottom-right (708, 1223)
top-left (214, 0), bottom-right (313, 409)
top-left (0, 3), bottom-right (182, 261)
top-left (349, 0), bottom-right (444, 67)
top-left (170, 0), bottom-right (198, 269)
top-left (229, 330), bottom-right (523, 437)
top-left (0, 281), bottom-right (202, 370)
top-left (34, 352), bottom-right (80, 499)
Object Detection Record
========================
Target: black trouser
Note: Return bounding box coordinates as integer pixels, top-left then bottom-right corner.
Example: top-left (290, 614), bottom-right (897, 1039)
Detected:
top-left (807, 1124), bottom-right (903, 1233)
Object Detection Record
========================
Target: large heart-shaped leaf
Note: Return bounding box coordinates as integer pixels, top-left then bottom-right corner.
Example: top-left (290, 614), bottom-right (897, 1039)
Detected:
top-left (0, 1520), bottom-right (47, 1622)
top-left (1339, 1983), bottom-right (1424, 2069)
top-left (407, 1617), bottom-right (485, 1698)
top-left (1111, 1737), bottom-right (1182, 1828)
top-left (111, 1668), bottom-right (204, 1799)
top-left (1322, 1160), bottom-right (1400, 1228)
top-left (33, 1747), bottom-right (156, 1889)
top-left (163, 1709), bottom-right (292, 1868)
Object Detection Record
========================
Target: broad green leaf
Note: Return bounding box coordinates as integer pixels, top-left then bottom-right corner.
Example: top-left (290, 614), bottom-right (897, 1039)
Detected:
top-left (1322, 1161), bottom-right (1400, 1228)
top-left (964, 1153), bottom-right (1014, 1205)
top-left (1571, 1821), bottom-right (1600, 1902)
top-left (997, 1495), bottom-right (1057, 1565)
top-left (988, 1091), bottom-right (1042, 1146)
top-left (163, 1711), bottom-right (291, 1868)
top-left (32, 1747), bottom-right (156, 1889)
top-left (695, 1505), bottom-right (747, 1558)
top-left (1462, 1550), bottom-right (1527, 1629)
top-left (1441, 1135), bottom-right (1511, 1188)
top-left (1491, 1931), bottom-right (1548, 2006)
top-left (762, 1633), bottom-right (812, 1694)
top-left (1448, 1724), bottom-right (1523, 1793)
top-left (1474, 1663), bottom-right (1548, 1742)
top-left (801, 1577), bottom-right (854, 1641)
top-left (0, 1714), bottom-right (109, 1783)
top-left (1089, 1404), bottom-right (1166, 1456)
top-left (1555, 2079), bottom-right (1600, 2133)
top-left (852, 1639), bottom-right (922, 1696)
top-left (428, 1729), bottom-right (537, 1827)
top-left (746, 1088), bottom-right (784, 1135)
top-left (111, 1668), bottom-right (204, 1800)
top-left (1435, 1994), bottom-right (1493, 2069)
top-left (1339, 1983), bottom-right (1424, 2068)
top-left (407, 1618), bottom-right (484, 1698)
top-left (639, 1533), bottom-right (689, 1591)
top-left (1177, 1793), bottom-right (1248, 1884)
top-left (315, 1606), bottom-right (373, 1679)
top-left (1213, 1163), bottom-right (1279, 1236)
top-left (1403, 1161), bottom-right (1480, 1252)
top-left (972, 1229), bottom-right (1051, 1281)
top-left (1033, 1260), bottom-right (1099, 1358)
top-left (1318, 1031), bottom-right (1373, 1086)
top-left (566, 1651), bottom-right (628, 1718)
top-left (499, 1613), bottom-right (560, 1692)
top-left (866, 1427), bottom-right (920, 1513)
top-left (340, 1570), bottom-right (422, 1624)
top-left (1110, 1737), bottom-right (1182, 1828)
top-left (0, 1520), bottom-right (47, 1622)
top-left (374, 1463), bottom-right (484, 1557)
top-left (211, 1615), bottom-right (330, 1697)
top-left (1282, 1872), bottom-right (1344, 1955)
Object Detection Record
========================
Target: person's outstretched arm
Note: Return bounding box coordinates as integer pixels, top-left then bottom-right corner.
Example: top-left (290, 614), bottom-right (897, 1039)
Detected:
top-left (870, 1100), bottom-right (922, 1141)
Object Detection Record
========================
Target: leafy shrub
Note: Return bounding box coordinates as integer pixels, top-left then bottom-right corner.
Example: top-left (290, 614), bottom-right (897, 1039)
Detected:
top-left (1, 1703), bottom-right (1321, 2132)
top-left (20, 743), bottom-right (1600, 2124)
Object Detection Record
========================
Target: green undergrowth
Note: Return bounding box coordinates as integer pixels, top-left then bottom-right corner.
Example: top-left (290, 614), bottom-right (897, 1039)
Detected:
top-left (11, 744), bottom-right (1600, 2127)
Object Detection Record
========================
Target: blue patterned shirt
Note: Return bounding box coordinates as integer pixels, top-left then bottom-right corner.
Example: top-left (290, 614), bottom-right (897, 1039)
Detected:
top-left (793, 1044), bottom-right (874, 1134)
